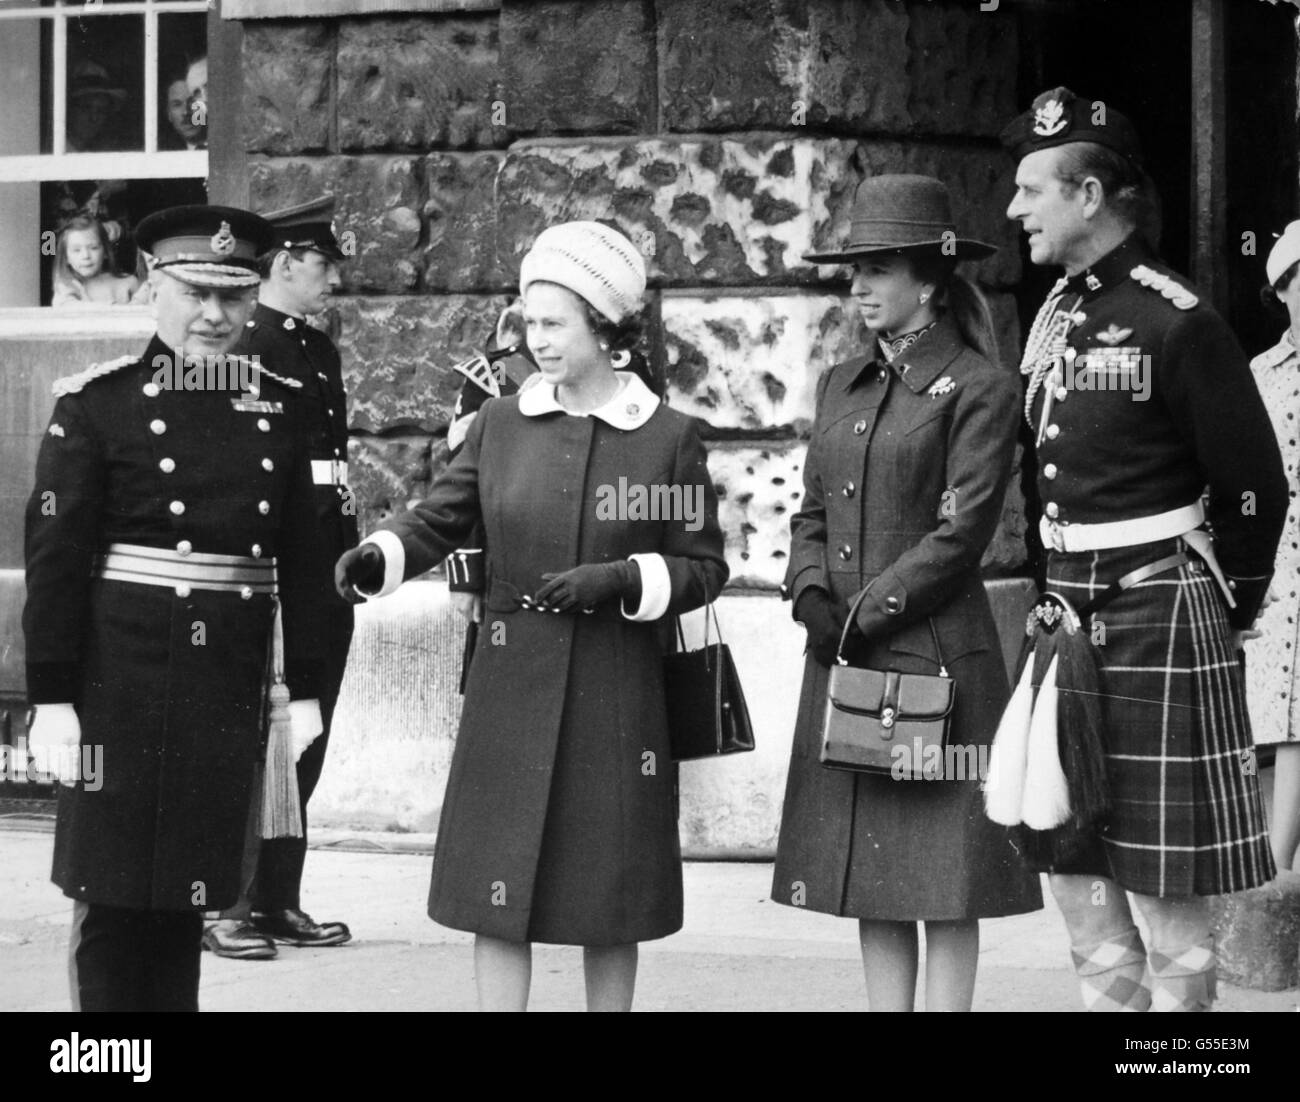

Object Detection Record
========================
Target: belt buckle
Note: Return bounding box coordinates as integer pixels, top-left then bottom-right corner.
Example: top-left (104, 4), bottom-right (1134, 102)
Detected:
top-left (1046, 521), bottom-right (1066, 552)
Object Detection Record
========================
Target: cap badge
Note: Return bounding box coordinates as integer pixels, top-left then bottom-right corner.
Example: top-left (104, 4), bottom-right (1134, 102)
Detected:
top-left (1032, 98), bottom-right (1068, 138)
top-left (210, 221), bottom-right (237, 256)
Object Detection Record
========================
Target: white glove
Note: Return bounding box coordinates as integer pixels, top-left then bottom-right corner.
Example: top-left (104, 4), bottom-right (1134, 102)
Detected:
top-left (28, 703), bottom-right (81, 787)
top-left (289, 698), bottom-right (324, 763)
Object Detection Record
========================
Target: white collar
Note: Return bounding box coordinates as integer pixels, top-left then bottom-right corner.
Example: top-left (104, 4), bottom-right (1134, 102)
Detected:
top-left (1253, 329), bottom-right (1300, 370)
top-left (517, 371), bottom-right (659, 429)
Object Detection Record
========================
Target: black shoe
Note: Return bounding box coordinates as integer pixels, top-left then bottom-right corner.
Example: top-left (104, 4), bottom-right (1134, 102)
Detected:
top-left (202, 920), bottom-right (278, 960)
top-left (252, 908), bottom-right (351, 947)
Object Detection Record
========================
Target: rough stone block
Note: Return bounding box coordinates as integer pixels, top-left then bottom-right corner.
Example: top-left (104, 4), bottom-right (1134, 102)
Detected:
top-left (657, 0), bottom-right (1016, 138)
top-left (333, 294), bottom-right (512, 435)
top-left (337, 16), bottom-right (505, 152)
top-left (662, 292), bottom-right (863, 431)
top-left (249, 157), bottom-right (424, 294)
top-left (1211, 871), bottom-right (1300, 991)
top-left (708, 444), bottom-right (805, 589)
top-left (422, 153), bottom-right (510, 292)
top-left (242, 23), bottom-right (332, 155)
top-left (500, 0), bottom-right (655, 135)
top-left (347, 434), bottom-right (438, 540)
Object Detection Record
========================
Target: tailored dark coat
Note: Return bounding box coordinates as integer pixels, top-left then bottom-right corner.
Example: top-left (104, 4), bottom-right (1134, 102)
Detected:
top-left (24, 336), bottom-right (325, 912)
top-left (370, 374), bottom-right (728, 945)
top-left (773, 315), bottom-right (1042, 921)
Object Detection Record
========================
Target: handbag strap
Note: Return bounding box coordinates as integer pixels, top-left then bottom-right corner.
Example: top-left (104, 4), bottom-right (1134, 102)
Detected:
top-left (835, 585), bottom-right (947, 675)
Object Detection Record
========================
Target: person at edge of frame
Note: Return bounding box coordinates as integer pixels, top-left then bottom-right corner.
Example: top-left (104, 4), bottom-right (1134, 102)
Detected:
top-left (1001, 86), bottom-right (1287, 1012)
top-left (23, 205), bottom-right (327, 1012)
top-left (444, 301), bottom-right (660, 693)
top-left (203, 196), bottom-right (357, 960)
top-left (336, 221), bottom-right (728, 1011)
top-left (770, 174), bottom-right (1043, 1013)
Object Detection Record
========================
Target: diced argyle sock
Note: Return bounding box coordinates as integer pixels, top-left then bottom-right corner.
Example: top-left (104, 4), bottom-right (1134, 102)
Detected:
top-left (1147, 936), bottom-right (1216, 1013)
top-left (1070, 926), bottom-right (1151, 1012)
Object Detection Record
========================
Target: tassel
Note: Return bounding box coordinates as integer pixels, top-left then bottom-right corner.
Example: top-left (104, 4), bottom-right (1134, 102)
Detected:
top-left (1022, 654), bottom-right (1071, 830)
top-left (984, 648), bottom-right (1036, 825)
top-left (260, 599), bottom-right (303, 839)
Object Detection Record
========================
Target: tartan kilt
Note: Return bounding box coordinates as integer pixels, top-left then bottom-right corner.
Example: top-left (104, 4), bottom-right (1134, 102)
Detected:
top-left (1044, 535), bottom-right (1275, 896)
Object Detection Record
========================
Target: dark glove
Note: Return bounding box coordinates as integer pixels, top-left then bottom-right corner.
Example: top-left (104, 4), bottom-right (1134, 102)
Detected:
top-left (335, 544), bottom-right (385, 604)
top-left (795, 587), bottom-right (848, 668)
top-left (535, 561), bottom-right (641, 613)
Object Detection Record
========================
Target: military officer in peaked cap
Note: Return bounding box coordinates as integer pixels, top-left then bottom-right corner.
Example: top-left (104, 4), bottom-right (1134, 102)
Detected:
top-left (24, 205), bottom-right (327, 1011)
top-left (204, 196), bottom-right (357, 959)
top-left (994, 88), bottom-right (1287, 1012)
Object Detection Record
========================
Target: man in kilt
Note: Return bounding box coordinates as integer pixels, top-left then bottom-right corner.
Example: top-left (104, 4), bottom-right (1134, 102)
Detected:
top-left (1000, 88), bottom-right (1287, 1011)
top-left (24, 206), bottom-right (326, 1011)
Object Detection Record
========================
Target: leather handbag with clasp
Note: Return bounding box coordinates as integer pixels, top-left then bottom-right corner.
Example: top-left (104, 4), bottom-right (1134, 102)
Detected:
top-left (820, 587), bottom-right (954, 779)
top-left (664, 603), bottom-right (755, 762)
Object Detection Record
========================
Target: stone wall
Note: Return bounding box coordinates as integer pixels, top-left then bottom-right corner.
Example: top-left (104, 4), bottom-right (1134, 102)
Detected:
top-left (240, 0), bottom-right (1026, 581)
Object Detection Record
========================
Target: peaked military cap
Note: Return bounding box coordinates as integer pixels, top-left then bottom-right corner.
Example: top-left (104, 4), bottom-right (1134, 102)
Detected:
top-left (1000, 86), bottom-right (1143, 166)
top-left (135, 205), bottom-right (275, 288)
top-left (260, 194), bottom-right (346, 262)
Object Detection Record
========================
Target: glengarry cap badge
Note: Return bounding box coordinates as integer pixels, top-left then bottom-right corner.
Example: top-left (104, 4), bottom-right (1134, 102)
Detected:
top-left (210, 221), bottom-right (237, 256)
top-left (1033, 98), bottom-right (1068, 138)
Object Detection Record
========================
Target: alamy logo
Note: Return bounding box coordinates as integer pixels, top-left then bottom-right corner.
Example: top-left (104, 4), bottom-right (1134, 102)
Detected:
top-left (151, 351), bottom-right (262, 399)
top-left (1048, 349), bottom-right (1151, 402)
top-left (594, 477), bottom-right (704, 532)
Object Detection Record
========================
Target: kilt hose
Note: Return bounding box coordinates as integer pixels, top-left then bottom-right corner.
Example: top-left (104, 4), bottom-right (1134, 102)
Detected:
top-left (1042, 536), bottom-right (1275, 896)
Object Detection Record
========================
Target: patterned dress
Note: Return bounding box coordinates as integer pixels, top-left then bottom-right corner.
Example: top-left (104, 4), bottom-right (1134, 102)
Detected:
top-left (1246, 330), bottom-right (1300, 746)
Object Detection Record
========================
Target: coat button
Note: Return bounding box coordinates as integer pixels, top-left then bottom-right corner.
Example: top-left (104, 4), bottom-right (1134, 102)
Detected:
top-left (261, 458), bottom-right (274, 472)
top-left (877, 369), bottom-right (887, 381)
top-left (150, 419), bottom-right (166, 435)
top-left (1044, 463), bottom-right (1058, 480)
top-left (251, 544), bottom-right (262, 558)
top-left (853, 420), bottom-right (867, 435)
top-left (258, 500), bottom-right (270, 515)
top-left (318, 372), bottom-right (328, 381)
top-left (1054, 386), bottom-right (1068, 402)
top-left (142, 382), bottom-right (160, 397)
top-left (240, 586), bottom-right (254, 600)
top-left (1046, 424), bottom-right (1060, 440)
top-left (159, 457), bottom-right (175, 473)
top-left (175, 583), bottom-right (191, 598)
top-left (884, 596), bottom-right (901, 614)
top-left (177, 540), bottom-right (193, 556)
top-left (842, 481), bottom-right (856, 498)
top-left (838, 544), bottom-right (853, 561)
top-left (1045, 502), bottom-right (1060, 519)
top-left (328, 408), bottom-right (337, 417)
top-left (169, 500), bottom-right (185, 516)
top-left (257, 418), bottom-right (271, 432)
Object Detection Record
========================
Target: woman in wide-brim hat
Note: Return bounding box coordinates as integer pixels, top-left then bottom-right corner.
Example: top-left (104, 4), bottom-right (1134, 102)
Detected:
top-left (773, 174), bottom-right (1042, 1011)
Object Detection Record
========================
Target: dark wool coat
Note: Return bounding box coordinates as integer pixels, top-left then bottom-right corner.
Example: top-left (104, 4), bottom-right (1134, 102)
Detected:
top-left (773, 316), bottom-right (1042, 921)
top-left (24, 336), bottom-right (325, 912)
top-left (371, 376), bottom-right (728, 945)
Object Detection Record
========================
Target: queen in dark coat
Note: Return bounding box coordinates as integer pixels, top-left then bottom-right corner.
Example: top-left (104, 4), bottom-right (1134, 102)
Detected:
top-left (772, 176), bottom-right (1041, 1011)
top-left (338, 221), bottom-right (727, 1011)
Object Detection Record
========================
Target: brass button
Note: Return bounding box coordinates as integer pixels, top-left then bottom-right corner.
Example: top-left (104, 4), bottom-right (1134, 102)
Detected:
top-left (1045, 502), bottom-right (1060, 519)
top-left (240, 586), bottom-right (254, 600)
top-left (169, 500), bottom-right (185, 516)
top-left (1054, 386), bottom-right (1068, 402)
top-left (251, 544), bottom-right (263, 558)
top-left (142, 382), bottom-right (161, 398)
top-left (884, 596), bottom-right (901, 614)
top-left (150, 419), bottom-right (167, 435)
top-left (877, 369), bottom-right (886, 382)
top-left (1044, 463), bottom-right (1058, 480)
top-left (1046, 424), bottom-right (1060, 440)
top-left (328, 408), bottom-right (336, 417)
top-left (159, 457), bottom-right (175, 473)
top-left (175, 583), bottom-right (191, 598)
top-left (258, 500), bottom-right (270, 515)
top-left (176, 540), bottom-right (193, 556)
top-left (838, 544), bottom-right (853, 561)
top-left (261, 458), bottom-right (274, 472)
top-left (853, 420), bottom-right (867, 435)
top-left (842, 481), bottom-right (856, 498)
top-left (257, 418), bottom-right (271, 433)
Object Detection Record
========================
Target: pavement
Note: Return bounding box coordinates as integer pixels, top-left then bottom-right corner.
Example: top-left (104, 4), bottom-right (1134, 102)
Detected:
top-left (3, 821), bottom-right (1298, 1013)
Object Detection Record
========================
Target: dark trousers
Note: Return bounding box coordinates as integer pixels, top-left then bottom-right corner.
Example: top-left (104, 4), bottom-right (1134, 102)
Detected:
top-left (221, 603), bottom-right (353, 917)
top-left (70, 901), bottom-right (203, 1012)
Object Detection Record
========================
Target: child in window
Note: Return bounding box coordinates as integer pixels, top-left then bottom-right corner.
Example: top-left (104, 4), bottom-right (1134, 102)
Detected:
top-left (52, 215), bottom-right (141, 307)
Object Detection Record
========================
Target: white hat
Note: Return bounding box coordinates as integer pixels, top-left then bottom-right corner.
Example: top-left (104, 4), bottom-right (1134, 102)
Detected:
top-left (1267, 220), bottom-right (1300, 287)
top-left (519, 221), bottom-right (646, 323)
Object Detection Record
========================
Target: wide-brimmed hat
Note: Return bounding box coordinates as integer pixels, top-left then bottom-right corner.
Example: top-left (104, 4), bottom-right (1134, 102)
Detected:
top-left (804, 174), bottom-right (996, 265)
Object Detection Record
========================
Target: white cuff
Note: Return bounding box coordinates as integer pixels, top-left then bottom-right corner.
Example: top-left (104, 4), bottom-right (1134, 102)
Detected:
top-left (360, 530), bottom-right (406, 599)
top-left (622, 553), bottom-right (671, 623)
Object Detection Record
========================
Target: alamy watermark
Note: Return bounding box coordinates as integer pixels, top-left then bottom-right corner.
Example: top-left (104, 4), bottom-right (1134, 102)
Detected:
top-left (151, 351), bottom-right (263, 400)
top-left (1046, 348), bottom-right (1151, 402)
top-left (594, 477), bottom-right (705, 532)
top-left (2, 738), bottom-right (102, 791)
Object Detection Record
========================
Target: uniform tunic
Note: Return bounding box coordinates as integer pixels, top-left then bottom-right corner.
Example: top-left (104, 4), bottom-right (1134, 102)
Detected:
top-left (371, 373), bottom-right (728, 945)
top-left (1246, 330), bottom-right (1300, 746)
top-left (772, 315), bottom-right (1043, 921)
top-left (24, 336), bottom-right (325, 911)
top-left (1025, 235), bottom-right (1285, 895)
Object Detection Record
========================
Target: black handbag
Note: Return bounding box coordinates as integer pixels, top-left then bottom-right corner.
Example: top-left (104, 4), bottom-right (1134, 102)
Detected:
top-left (664, 604), bottom-right (755, 761)
top-left (820, 587), bottom-right (954, 779)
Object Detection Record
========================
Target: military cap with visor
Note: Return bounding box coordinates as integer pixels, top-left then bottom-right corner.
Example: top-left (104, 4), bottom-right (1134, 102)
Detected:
top-left (260, 194), bottom-right (346, 263)
top-left (135, 205), bottom-right (275, 288)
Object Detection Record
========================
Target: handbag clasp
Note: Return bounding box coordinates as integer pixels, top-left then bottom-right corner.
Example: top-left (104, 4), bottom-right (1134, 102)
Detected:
top-left (880, 706), bottom-right (896, 730)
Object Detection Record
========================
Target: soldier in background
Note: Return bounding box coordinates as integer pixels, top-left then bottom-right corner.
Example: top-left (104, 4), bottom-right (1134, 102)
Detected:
top-left (204, 197), bottom-right (357, 959)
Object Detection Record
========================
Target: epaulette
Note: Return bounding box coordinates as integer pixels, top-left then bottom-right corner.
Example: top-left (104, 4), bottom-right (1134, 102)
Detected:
top-left (452, 352), bottom-right (505, 398)
top-left (1131, 265), bottom-right (1199, 310)
top-left (52, 355), bottom-right (139, 397)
